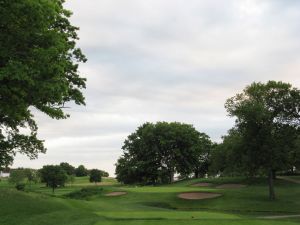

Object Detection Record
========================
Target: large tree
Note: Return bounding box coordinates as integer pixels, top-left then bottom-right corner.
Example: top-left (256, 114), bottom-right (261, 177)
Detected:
top-left (0, 0), bottom-right (86, 168)
top-left (225, 81), bottom-right (300, 200)
top-left (39, 165), bottom-right (67, 193)
top-left (115, 122), bottom-right (211, 184)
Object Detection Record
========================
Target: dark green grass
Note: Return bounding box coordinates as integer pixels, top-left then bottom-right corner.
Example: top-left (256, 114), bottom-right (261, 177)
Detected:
top-left (0, 189), bottom-right (99, 225)
top-left (287, 176), bottom-right (300, 181)
top-left (0, 176), bottom-right (299, 225)
top-left (65, 186), bottom-right (104, 199)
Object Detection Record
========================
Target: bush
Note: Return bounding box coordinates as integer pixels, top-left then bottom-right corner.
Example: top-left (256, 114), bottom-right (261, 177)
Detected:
top-left (89, 169), bottom-right (102, 183)
top-left (9, 169), bottom-right (26, 185)
top-left (65, 187), bottom-right (103, 199)
top-left (15, 183), bottom-right (26, 191)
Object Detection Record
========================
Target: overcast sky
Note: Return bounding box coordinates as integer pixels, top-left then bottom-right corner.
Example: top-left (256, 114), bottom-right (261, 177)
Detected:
top-left (13, 0), bottom-right (300, 175)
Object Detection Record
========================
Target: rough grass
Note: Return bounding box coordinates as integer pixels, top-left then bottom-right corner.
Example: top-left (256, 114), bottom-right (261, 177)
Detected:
top-left (65, 186), bottom-right (104, 199)
top-left (0, 176), bottom-right (299, 225)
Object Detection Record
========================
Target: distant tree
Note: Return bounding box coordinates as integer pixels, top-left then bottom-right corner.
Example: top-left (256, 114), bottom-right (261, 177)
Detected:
top-left (209, 129), bottom-right (246, 176)
top-left (60, 162), bottom-right (75, 175)
top-left (23, 168), bottom-right (39, 187)
top-left (89, 169), bottom-right (102, 184)
top-left (99, 170), bottom-right (109, 177)
top-left (39, 165), bottom-right (67, 193)
top-left (9, 169), bottom-right (26, 189)
top-left (193, 133), bottom-right (214, 178)
top-left (75, 165), bottom-right (88, 177)
top-left (116, 122), bottom-right (210, 184)
top-left (0, 0), bottom-right (87, 169)
top-left (67, 174), bottom-right (75, 186)
top-left (225, 81), bottom-right (300, 200)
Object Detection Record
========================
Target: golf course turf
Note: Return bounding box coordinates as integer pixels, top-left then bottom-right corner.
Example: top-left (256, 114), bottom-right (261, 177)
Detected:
top-left (0, 176), bottom-right (299, 225)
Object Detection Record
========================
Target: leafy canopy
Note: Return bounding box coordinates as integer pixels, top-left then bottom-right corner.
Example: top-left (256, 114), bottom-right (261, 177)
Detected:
top-left (39, 165), bottom-right (67, 192)
top-left (75, 165), bottom-right (88, 177)
top-left (116, 122), bottom-right (212, 184)
top-left (0, 0), bottom-right (86, 168)
top-left (60, 162), bottom-right (75, 175)
top-left (224, 81), bottom-right (300, 199)
top-left (225, 81), bottom-right (300, 173)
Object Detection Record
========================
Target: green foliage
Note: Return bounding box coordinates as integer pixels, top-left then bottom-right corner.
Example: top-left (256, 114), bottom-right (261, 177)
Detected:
top-left (193, 133), bottom-right (214, 178)
top-left (60, 162), bottom-right (75, 175)
top-left (116, 122), bottom-right (212, 184)
top-left (24, 168), bottom-right (39, 184)
top-left (15, 183), bottom-right (25, 191)
top-left (39, 165), bottom-right (67, 193)
top-left (209, 129), bottom-right (246, 176)
top-left (99, 170), bottom-right (109, 177)
top-left (67, 174), bottom-right (75, 185)
top-left (0, 0), bottom-right (86, 168)
top-left (9, 169), bottom-right (26, 185)
top-left (89, 169), bottom-right (101, 183)
top-left (225, 81), bottom-right (300, 199)
top-left (289, 135), bottom-right (300, 172)
top-left (75, 165), bottom-right (88, 177)
top-left (225, 81), bottom-right (300, 172)
top-left (65, 187), bottom-right (103, 199)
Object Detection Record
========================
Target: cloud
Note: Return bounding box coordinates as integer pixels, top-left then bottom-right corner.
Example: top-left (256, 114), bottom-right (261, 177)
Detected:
top-left (13, 0), bottom-right (300, 176)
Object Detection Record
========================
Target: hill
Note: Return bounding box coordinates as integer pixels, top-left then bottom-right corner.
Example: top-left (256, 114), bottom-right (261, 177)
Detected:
top-left (0, 176), bottom-right (299, 225)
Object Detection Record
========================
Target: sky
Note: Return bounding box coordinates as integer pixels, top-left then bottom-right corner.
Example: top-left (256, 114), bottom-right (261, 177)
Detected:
top-left (13, 0), bottom-right (300, 176)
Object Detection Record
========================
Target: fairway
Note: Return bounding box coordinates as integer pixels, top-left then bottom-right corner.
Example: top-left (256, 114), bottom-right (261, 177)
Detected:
top-left (0, 176), bottom-right (299, 225)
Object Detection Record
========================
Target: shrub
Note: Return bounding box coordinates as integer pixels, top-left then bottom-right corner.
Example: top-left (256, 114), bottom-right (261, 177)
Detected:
top-left (15, 183), bottom-right (26, 191)
top-left (65, 187), bottom-right (103, 200)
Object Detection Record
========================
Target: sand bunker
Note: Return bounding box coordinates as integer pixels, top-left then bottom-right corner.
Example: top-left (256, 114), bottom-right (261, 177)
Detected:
top-left (105, 192), bottom-right (127, 196)
top-left (216, 184), bottom-right (247, 189)
top-left (178, 192), bottom-right (222, 200)
top-left (191, 182), bottom-right (212, 187)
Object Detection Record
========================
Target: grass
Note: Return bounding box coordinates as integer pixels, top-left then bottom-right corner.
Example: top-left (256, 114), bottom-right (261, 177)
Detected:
top-left (286, 176), bottom-right (300, 181)
top-left (65, 186), bottom-right (104, 199)
top-left (0, 176), bottom-right (299, 225)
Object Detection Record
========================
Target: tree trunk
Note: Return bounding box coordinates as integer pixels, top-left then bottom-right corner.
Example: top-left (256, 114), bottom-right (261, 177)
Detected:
top-left (52, 186), bottom-right (55, 194)
top-left (169, 171), bottom-right (174, 183)
top-left (268, 169), bottom-right (275, 200)
top-left (195, 170), bottom-right (199, 178)
top-left (272, 169), bottom-right (276, 179)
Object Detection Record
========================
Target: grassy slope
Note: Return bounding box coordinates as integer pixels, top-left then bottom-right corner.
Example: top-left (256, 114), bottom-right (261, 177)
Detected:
top-left (0, 189), bottom-right (99, 225)
top-left (0, 176), bottom-right (299, 225)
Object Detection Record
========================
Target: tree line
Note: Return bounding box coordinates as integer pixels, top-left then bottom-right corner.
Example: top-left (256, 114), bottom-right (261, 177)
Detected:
top-left (115, 81), bottom-right (300, 200)
top-left (6, 163), bottom-right (109, 193)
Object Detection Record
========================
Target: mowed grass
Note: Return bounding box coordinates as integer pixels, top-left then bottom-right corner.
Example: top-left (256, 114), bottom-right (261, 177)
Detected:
top-left (0, 176), bottom-right (299, 225)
